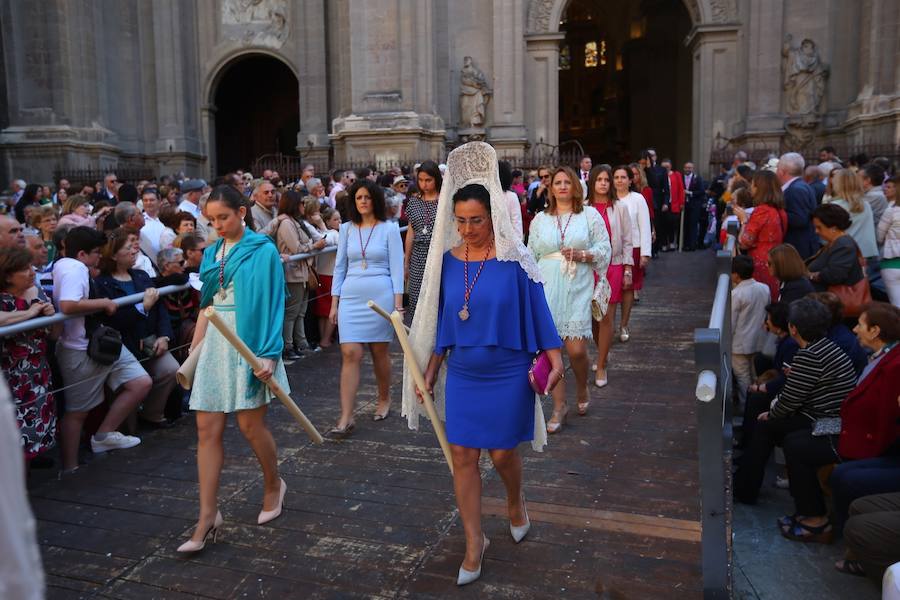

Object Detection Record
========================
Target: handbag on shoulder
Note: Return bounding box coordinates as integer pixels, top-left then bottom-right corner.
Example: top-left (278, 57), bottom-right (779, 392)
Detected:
top-left (85, 279), bottom-right (123, 365)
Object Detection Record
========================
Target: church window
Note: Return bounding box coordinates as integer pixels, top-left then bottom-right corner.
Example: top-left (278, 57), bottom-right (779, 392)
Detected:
top-left (584, 41), bottom-right (598, 68)
top-left (559, 44), bottom-right (571, 70)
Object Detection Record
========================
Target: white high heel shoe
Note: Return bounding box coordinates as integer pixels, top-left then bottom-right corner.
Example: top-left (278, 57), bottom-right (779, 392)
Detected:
top-left (510, 496), bottom-right (531, 543)
top-left (177, 510), bottom-right (223, 553)
top-left (457, 534), bottom-right (490, 586)
top-left (258, 478), bottom-right (287, 525)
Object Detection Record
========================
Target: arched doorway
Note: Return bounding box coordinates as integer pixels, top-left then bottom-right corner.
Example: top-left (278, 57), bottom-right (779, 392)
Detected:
top-left (558, 0), bottom-right (693, 165)
top-left (212, 54), bottom-right (300, 175)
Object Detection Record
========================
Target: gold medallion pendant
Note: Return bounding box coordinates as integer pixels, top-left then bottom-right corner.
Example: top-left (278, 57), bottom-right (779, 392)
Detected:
top-left (458, 306), bottom-right (470, 321)
top-left (361, 260), bottom-right (368, 270)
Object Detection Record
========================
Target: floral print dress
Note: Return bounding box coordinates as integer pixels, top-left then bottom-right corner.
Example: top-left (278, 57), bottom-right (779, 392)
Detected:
top-left (1, 291), bottom-right (56, 458)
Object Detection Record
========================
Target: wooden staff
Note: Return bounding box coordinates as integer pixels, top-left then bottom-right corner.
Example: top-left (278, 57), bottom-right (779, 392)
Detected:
top-left (367, 300), bottom-right (454, 474)
top-left (204, 307), bottom-right (324, 444)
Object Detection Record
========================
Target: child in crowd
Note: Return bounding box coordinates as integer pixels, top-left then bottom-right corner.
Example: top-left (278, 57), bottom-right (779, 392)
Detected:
top-left (731, 255), bottom-right (772, 409)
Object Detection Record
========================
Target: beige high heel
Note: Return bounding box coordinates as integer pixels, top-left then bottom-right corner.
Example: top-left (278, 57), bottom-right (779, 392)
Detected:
top-left (177, 510), bottom-right (223, 553)
top-left (258, 478), bottom-right (287, 525)
top-left (546, 406), bottom-right (568, 434)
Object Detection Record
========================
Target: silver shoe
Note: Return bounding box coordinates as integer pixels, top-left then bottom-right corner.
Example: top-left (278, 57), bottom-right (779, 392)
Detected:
top-left (457, 534), bottom-right (490, 586)
top-left (510, 496), bottom-right (531, 543)
top-left (619, 328), bottom-right (630, 342)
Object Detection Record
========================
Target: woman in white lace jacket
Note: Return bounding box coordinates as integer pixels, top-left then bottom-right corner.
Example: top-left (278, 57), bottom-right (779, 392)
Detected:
top-left (527, 166), bottom-right (611, 433)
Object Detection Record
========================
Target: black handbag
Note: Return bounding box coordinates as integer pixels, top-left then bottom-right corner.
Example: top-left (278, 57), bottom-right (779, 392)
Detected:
top-left (85, 279), bottom-right (123, 365)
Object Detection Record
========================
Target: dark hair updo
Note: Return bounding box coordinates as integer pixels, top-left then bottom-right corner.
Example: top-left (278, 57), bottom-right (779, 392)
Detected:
top-left (812, 203), bottom-right (852, 231)
top-left (452, 184), bottom-right (492, 215)
top-left (208, 184), bottom-right (254, 230)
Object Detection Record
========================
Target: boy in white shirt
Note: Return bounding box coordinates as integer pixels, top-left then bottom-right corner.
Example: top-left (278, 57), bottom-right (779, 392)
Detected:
top-left (53, 227), bottom-right (152, 474)
top-left (731, 255), bottom-right (772, 409)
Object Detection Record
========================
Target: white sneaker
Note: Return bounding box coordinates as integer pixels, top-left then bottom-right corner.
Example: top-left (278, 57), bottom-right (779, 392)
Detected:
top-left (91, 432), bottom-right (141, 453)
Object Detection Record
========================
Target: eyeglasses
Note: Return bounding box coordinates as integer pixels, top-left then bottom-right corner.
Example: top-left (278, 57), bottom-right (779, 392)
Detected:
top-left (540, 174), bottom-right (551, 180)
top-left (455, 216), bottom-right (489, 226)
top-left (5, 227), bottom-right (23, 234)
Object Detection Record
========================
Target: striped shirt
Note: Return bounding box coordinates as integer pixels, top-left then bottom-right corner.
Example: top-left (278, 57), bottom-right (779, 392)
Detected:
top-left (770, 337), bottom-right (857, 420)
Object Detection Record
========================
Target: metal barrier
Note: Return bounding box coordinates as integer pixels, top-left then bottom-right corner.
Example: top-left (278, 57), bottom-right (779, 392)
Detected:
top-left (694, 227), bottom-right (737, 599)
top-left (0, 224), bottom-right (410, 338)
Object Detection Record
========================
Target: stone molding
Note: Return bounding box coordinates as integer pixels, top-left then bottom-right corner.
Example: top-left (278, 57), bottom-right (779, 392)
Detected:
top-left (525, 0), bottom-right (738, 33)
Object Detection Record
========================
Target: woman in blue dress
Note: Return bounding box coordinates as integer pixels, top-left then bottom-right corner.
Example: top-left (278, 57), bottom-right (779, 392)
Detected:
top-left (329, 180), bottom-right (405, 435)
top-left (404, 142), bottom-right (564, 586)
top-left (178, 185), bottom-right (290, 554)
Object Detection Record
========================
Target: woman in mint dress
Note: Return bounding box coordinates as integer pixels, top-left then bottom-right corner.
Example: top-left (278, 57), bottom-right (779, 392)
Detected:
top-left (527, 166), bottom-right (611, 433)
top-left (177, 186), bottom-right (290, 554)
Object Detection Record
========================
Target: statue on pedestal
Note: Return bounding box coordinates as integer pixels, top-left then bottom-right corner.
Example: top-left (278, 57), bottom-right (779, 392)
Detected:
top-left (781, 35), bottom-right (829, 148)
top-left (459, 57), bottom-right (492, 136)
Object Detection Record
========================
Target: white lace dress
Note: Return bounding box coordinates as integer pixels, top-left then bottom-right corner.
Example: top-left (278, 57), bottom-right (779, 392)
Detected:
top-left (527, 208), bottom-right (611, 340)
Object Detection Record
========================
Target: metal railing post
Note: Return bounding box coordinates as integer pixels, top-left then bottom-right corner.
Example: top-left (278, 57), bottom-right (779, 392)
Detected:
top-left (695, 272), bottom-right (733, 599)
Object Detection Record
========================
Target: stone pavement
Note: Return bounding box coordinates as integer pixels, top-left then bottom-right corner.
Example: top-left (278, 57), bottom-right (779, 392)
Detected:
top-left (29, 251), bottom-right (718, 599)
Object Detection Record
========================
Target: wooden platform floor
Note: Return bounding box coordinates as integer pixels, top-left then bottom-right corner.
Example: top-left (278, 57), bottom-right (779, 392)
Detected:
top-left (28, 251), bottom-right (717, 599)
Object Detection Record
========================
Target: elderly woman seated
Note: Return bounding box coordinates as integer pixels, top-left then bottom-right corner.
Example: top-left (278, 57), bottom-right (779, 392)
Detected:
top-left (94, 228), bottom-right (179, 428)
top-left (733, 298), bottom-right (858, 523)
top-left (0, 247), bottom-right (58, 467)
top-left (155, 246), bottom-right (199, 363)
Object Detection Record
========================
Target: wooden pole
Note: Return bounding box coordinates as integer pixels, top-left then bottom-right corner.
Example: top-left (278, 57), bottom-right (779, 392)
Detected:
top-left (203, 307), bottom-right (324, 444)
top-left (367, 301), bottom-right (454, 475)
top-left (175, 338), bottom-right (203, 389)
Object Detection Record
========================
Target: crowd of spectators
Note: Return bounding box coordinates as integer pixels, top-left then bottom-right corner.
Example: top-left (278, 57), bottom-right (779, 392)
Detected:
top-left (721, 148), bottom-right (900, 589)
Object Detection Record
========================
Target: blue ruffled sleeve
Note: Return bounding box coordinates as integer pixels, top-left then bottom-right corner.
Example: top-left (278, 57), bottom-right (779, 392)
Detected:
top-left (434, 252), bottom-right (561, 355)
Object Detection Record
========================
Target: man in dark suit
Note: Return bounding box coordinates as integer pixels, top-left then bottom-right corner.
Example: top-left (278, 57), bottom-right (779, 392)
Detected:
top-left (642, 149), bottom-right (670, 255)
top-left (803, 165), bottom-right (826, 205)
top-left (682, 161), bottom-right (706, 251)
top-left (777, 153), bottom-right (819, 259)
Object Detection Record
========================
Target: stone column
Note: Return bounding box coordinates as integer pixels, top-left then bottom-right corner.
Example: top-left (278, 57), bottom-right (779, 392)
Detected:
top-left (330, 0), bottom-right (445, 163)
top-left (741, 0), bottom-right (784, 136)
top-left (295, 0), bottom-right (330, 165)
top-left (524, 32), bottom-right (564, 149)
top-left (489, 0), bottom-right (528, 158)
top-left (687, 26), bottom-right (739, 177)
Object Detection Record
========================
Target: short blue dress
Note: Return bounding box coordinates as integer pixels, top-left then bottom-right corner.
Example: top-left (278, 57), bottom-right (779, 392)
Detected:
top-left (435, 252), bottom-right (562, 449)
top-left (332, 221), bottom-right (405, 343)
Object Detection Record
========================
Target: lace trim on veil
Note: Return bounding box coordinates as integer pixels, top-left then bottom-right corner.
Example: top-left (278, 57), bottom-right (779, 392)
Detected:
top-left (401, 142), bottom-right (548, 452)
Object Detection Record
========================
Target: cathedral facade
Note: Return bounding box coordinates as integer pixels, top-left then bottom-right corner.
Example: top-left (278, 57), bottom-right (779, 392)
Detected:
top-left (0, 0), bottom-right (897, 183)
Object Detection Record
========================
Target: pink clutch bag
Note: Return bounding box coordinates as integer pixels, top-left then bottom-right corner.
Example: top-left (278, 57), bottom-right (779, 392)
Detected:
top-left (528, 352), bottom-right (552, 395)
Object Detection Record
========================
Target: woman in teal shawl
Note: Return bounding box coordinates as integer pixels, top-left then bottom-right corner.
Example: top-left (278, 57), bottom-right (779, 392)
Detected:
top-left (177, 185), bottom-right (291, 554)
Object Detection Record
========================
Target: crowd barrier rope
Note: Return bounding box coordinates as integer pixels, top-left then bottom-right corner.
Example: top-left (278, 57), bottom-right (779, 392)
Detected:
top-left (694, 223), bottom-right (738, 599)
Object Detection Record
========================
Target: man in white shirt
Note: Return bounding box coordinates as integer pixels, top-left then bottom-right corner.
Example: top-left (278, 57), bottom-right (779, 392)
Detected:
top-left (730, 255), bottom-right (771, 409)
top-left (328, 169), bottom-right (355, 208)
top-left (53, 226), bottom-right (151, 473)
top-left (177, 179), bottom-right (206, 219)
top-left (139, 189), bottom-right (175, 260)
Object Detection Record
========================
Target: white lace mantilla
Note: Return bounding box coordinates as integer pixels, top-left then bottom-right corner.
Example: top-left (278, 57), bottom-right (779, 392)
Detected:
top-left (401, 142), bottom-right (547, 452)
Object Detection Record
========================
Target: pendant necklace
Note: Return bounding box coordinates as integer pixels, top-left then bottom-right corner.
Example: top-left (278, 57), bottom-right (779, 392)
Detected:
top-left (217, 240), bottom-right (229, 300)
top-left (459, 238), bottom-right (494, 321)
top-left (358, 222), bottom-right (377, 270)
top-left (556, 210), bottom-right (574, 247)
top-left (421, 195), bottom-right (437, 235)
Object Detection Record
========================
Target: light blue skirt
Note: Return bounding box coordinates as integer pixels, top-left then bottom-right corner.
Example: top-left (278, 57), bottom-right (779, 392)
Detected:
top-left (190, 295), bottom-right (289, 413)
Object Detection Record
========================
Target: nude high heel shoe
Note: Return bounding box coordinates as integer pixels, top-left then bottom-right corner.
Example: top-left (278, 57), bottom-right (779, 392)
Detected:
top-left (510, 495), bottom-right (531, 543)
top-left (546, 406), bottom-right (568, 434)
top-left (457, 534), bottom-right (490, 586)
top-left (258, 478), bottom-right (287, 525)
top-left (177, 510), bottom-right (223, 553)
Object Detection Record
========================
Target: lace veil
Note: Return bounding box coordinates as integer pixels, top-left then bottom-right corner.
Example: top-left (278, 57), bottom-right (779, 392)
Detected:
top-left (400, 142), bottom-right (548, 452)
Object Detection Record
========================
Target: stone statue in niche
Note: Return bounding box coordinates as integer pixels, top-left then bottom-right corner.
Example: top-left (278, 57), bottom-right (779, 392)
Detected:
top-left (222, 0), bottom-right (288, 47)
top-left (782, 35), bottom-right (828, 118)
top-left (459, 56), bottom-right (492, 131)
top-left (781, 35), bottom-right (829, 148)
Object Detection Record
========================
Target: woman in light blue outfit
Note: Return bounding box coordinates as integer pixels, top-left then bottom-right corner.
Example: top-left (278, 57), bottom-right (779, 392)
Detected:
top-left (527, 166), bottom-right (611, 434)
top-left (178, 186), bottom-right (290, 555)
top-left (329, 179), bottom-right (405, 435)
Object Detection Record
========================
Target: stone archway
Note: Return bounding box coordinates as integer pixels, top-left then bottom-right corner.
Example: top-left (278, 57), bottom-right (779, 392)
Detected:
top-left (205, 52), bottom-right (300, 176)
top-left (525, 0), bottom-right (740, 173)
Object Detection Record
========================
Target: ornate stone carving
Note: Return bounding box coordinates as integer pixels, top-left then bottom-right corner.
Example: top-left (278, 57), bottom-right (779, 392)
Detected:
top-left (526, 0), bottom-right (556, 34)
top-left (221, 0), bottom-right (288, 47)
top-left (459, 57), bottom-right (492, 131)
